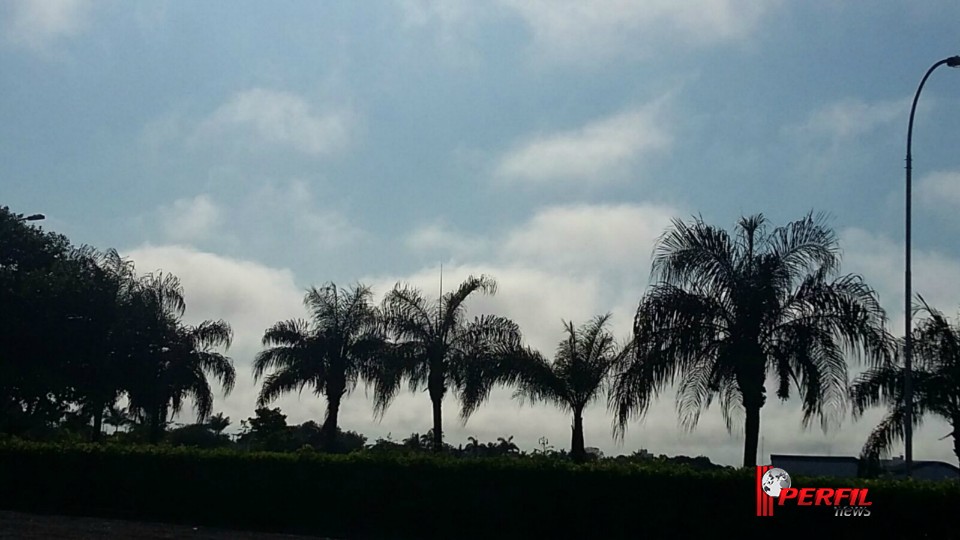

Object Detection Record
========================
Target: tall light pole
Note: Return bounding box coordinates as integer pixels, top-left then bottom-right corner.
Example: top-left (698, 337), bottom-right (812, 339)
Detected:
top-left (904, 55), bottom-right (960, 477)
top-left (17, 213), bottom-right (45, 222)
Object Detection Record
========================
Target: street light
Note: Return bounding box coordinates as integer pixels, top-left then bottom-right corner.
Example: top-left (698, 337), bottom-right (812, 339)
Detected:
top-left (904, 55), bottom-right (960, 477)
top-left (22, 214), bottom-right (45, 221)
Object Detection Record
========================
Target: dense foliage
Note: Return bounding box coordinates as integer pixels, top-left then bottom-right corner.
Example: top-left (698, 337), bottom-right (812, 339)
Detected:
top-left (0, 206), bottom-right (235, 444)
top-left (0, 440), bottom-right (955, 538)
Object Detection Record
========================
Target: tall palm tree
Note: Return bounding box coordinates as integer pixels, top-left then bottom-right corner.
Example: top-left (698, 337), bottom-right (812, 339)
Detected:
top-left (850, 297), bottom-right (960, 464)
top-left (507, 315), bottom-right (626, 462)
top-left (104, 404), bottom-right (132, 434)
top-left (254, 283), bottom-right (386, 449)
top-left (375, 274), bottom-right (523, 451)
top-left (612, 213), bottom-right (891, 467)
top-left (125, 272), bottom-right (236, 443)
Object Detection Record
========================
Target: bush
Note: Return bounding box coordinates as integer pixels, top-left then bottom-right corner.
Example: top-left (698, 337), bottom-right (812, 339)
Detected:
top-left (0, 441), bottom-right (954, 538)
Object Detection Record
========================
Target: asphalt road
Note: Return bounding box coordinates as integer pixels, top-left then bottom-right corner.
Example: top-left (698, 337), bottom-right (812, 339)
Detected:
top-left (0, 511), bottom-right (334, 539)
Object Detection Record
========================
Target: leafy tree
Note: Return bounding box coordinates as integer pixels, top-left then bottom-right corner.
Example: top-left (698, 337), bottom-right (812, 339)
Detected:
top-left (254, 283), bottom-right (386, 449)
top-left (63, 248), bottom-right (141, 442)
top-left (850, 297), bottom-right (960, 465)
top-left (239, 407), bottom-right (290, 452)
top-left (506, 315), bottom-right (627, 462)
top-left (613, 213), bottom-right (891, 467)
top-left (167, 422), bottom-right (230, 449)
top-left (0, 208), bottom-right (75, 436)
top-left (375, 275), bottom-right (523, 451)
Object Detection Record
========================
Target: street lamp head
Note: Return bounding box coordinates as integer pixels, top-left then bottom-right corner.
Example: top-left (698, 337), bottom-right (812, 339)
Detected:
top-left (947, 56), bottom-right (960, 68)
top-left (23, 213), bottom-right (45, 221)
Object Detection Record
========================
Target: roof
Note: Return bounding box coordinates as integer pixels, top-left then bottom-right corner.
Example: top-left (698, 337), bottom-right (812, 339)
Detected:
top-left (770, 454), bottom-right (859, 464)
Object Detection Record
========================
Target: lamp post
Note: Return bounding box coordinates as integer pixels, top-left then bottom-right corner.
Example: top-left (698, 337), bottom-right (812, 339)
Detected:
top-left (904, 55), bottom-right (960, 477)
top-left (17, 213), bottom-right (45, 222)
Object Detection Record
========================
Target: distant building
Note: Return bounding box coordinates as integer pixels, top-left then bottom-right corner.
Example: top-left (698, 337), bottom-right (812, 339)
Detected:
top-left (881, 456), bottom-right (960, 481)
top-left (771, 454), bottom-right (859, 478)
top-left (770, 453), bottom-right (959, 481)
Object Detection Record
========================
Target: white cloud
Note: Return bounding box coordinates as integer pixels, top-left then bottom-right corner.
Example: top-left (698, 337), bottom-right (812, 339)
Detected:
top-left (790, 97), bottom-right (909, 141)
top-left (841, 227), bottom-right (960, 338)
top-left (2, 0), bottom-right (91, 54)
top-left (494, 102), bottom-right (672, 187)
top-left (502, 203), bottom-right (676, 275)
top-left (157, 194), bottom-right (221, 243)
top-left (248, 179), bottom-right (365, 250)
top-left (149, 181), bottom-right (365, 255)
top-left (919, 170), bottom-right (960, 216)
top-left (499, 0), bottom-right (772, 65)
top-left (191, 88), bottom-right (355, 157)
top-left (405, 221), bottom-right (489, 260)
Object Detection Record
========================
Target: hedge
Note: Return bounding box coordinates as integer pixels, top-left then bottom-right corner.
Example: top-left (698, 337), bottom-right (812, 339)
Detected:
top-left (0, 441), bottom-right (956, 538)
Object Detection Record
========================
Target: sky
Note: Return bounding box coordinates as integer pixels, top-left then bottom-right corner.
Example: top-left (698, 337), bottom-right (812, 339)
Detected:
top-left (3, 1), bottom-right (960, 467)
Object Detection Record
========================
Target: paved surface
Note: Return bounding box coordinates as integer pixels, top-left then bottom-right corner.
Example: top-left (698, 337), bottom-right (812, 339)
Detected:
top-left (0, 511), bottom-right (333, 539)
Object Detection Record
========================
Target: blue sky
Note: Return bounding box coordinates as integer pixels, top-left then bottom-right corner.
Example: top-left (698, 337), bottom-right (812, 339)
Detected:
top-left (4, 1), bottom-right (960, 466)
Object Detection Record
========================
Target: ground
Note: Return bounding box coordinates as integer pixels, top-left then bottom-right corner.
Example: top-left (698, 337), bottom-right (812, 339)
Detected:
top-left (0, 511), bottom-right (332, 539)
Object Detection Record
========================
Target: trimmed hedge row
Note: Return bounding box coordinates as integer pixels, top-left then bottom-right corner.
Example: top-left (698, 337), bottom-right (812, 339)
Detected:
top-left (0, 441), bottom-right (956, 538)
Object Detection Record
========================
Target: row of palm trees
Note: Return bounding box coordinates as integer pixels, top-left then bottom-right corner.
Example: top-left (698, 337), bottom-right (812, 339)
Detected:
top-left (248, 212), bottom-right (960, 467)
top-left (8, 206), bottom-right (958, 467)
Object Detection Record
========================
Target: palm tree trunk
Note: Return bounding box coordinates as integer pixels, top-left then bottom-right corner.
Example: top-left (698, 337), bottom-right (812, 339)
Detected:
top-left (743, 404), bottom-right (761, 468)
top-left (91, 406), bottom-right (104, 443)
top-left (953, 424), bottom-right (960, 468)
top-left (149, 407), bottom-right (165, 444)
top-left (431, 395), bottom-right (443, 452)
top-left (321, 394), bottom-right (341, 451)
top-left (571, 408), bottom-right (586, 462)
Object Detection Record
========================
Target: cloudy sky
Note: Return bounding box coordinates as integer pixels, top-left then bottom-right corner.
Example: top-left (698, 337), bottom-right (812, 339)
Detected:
top-left (4, 1), bottom-right (960, 466)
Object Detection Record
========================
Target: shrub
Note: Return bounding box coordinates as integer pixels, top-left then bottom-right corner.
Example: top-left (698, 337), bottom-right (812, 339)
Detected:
top-left (0, 441), bottom-right (954, 538)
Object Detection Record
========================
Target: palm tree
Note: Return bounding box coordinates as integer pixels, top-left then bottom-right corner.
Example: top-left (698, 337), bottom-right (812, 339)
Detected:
top-left (125, 272), bottom-right (236, 443)
top-left (103, 404), bottom-right (132, 434)
top-left (612, 213), bottom-right (891, 467)
top-left (850, 297), bottom-right (960, 465)
top-left (73, 248), bottom-right (140, 442)
top-left (508, 315), bottom-right (626, 462)
top-left (254, 283), bottom-right (386, 449)
top-left (375, 274), bottom-right (523, 451)
top-left (207, 412), bottom-right (231, 436)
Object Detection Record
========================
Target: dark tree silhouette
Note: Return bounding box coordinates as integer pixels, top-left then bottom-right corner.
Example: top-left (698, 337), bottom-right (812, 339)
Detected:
top-left (506, 315), bottom-right (627, 462)
top-left (613, 213), bottom-right (891, 467)
top-left (254, 283), bottom-right (386, 449)
top-left (126, 272), bottom-right (236, 444)
top-left (375, 275), bottom-right (523, 451)
top-left (103, 405), bottom-right (131, 434)
top-left (207, 412), bottom-right (230, 436)
top-left (65, 247), bottom-right (141, 442)
top-left (851, 297), bottom-right (960, 465)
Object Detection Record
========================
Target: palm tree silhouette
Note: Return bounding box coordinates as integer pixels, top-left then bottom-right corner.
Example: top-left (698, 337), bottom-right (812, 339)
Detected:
top-left (613, 213), bottom-right (891, 467)
top-left (508, 315), bottom-right (626, 462)
top-left (851, 296), bottom-right (960, 465)
top-left (103, 404), bottom-right (131, 434)
top-left (254, 283), bottom-right (386, 449)
top-left (206, 412), bottom-right (231, 436)
top-left (126, 272), bottom-right (236, 443)
top-left (374, 274), bottom-right (523, 451)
